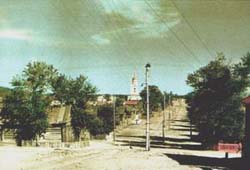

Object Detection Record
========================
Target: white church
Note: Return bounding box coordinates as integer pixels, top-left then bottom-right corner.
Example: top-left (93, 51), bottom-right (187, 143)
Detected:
top-left (127, 72), bottom-right (141, 101)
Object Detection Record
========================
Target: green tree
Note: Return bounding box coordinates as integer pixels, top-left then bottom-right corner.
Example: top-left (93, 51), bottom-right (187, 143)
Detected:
top-left (233, 52), bottom-right (250, 91)
top-left (97, 105), bottom-right (114, 134)
top-left (163, 91), bottom-right (174, 107)
top-left (140, 85), bottom-right (163, 113)
top-left (1, 62), bottom-right (56, 146)
top-left (50, 74), bottom-right (71, 104)
top-left (115, 95), bottom-right (126, 107)
top-left (186, 54), bottom-right (248, 147)
top-left (104, 94), bottom-right (111, 102)
top-left (86, 115), bottom-right (105, 136)
top-left (51, 74), bottom-right (97, 138)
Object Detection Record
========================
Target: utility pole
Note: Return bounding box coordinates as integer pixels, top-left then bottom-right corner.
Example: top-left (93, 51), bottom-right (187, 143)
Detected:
top-left (190, 115), bottom-right (193, 137)
top-left (168, 94), bottom-right (171, 129)
top-left (145, 63), bottom-right (151, 151)
top-left (162, 93), bottom-right (166, 143)
top-left (113, 95), bottom-right (116, 142)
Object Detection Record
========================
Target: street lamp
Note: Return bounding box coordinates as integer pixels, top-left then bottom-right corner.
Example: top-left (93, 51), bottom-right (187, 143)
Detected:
top-left (113, 95), bottom-right (116, 142)
top-left (162, 92), bottom-right (166, 143)
top-left (145, 63), bottom-right (151, 151)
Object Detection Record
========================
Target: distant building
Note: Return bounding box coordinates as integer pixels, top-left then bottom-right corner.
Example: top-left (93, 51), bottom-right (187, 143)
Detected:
top-left (0, 100), bottom-right (89, 146)
top-left (124, 100), bottom-right (139, 106)
top-left (97, 96), bottom-right (107, 103)
top-left (96, 95), bottom-right (112, 105)
top-left (127, 72), bottom-right (141, 101)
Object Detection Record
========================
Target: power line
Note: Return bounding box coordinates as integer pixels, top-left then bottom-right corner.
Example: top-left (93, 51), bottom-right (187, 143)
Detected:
top-left (105, 0), bottom-right (134, 61)
top-left (110, 0), bottom-right (146, 66)
top-left (116, 0), bottom-right (180, 64)
top-left (118, 0), bottom-right (188, 66)
top-left (170, 0), bottom-right (214, 59)
top-left (50, 1), bottom-right (102, 68)
top-left (92, 0), bottom-right (142, 84)
top-left (144, 0), bottom-right (203, 65)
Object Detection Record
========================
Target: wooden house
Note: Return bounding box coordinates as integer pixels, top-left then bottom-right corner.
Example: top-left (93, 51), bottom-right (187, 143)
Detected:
top-left (41, 105), bottom-right (75, 143)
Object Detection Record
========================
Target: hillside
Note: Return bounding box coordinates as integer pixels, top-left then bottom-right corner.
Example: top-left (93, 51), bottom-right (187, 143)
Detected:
top-left (0, 86), bottom-right (11, 97)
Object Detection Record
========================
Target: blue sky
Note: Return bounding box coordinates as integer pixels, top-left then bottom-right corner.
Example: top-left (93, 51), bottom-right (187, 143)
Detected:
top-left (0, 0), bottom-right (250, 95)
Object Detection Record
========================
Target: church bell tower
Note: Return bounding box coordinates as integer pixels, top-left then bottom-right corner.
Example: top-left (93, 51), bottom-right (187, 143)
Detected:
top-left (128, 72), bottom-right (141, 101)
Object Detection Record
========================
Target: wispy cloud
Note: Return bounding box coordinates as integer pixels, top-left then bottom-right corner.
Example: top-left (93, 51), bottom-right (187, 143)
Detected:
top-left (91, 34), bottom-right (110, 45)
top-left (99, 0), bottom-right (180, 38)
top-left (0, 18), bottom-right (7, 24)
top-left (0, 29), bottom-right (32, 40)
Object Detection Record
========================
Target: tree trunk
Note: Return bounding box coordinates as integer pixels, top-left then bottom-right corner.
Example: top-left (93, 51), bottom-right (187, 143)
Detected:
top-left (16, 138), bottom-right (22, 147)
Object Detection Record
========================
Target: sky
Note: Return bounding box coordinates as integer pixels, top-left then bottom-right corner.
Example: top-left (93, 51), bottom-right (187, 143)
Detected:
top-left (0, 0), bottom-right (250, 95)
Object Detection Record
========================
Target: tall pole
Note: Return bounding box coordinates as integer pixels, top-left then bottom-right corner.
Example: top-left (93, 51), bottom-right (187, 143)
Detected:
top-left (145, 63), bottom-right (151, 151)
top-left (162, 93), bottom-right (166, 142)
top-left (168, 94), bottom-right (171, 129)
top-left (113, 95), bottom-right (116, 142)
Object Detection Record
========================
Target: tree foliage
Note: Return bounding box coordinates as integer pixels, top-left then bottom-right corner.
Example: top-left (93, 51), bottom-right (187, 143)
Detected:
top-left (1, 62), bottom-right (55, 146)
top-left (186, 53), bottom-right (250, 146)
top-left (97, 105), bottom-right (114, 134)
top-left (51, 74), bottom-right (98, 138)
top-left (140, 85), bottom-right (163, 113)
top-left (163, 91), bottom-right (174, 107)
top-left (0, 61), bottom-right (106, 142)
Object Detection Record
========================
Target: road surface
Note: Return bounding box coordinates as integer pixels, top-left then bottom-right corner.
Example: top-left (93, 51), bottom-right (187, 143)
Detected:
top-left (0, 99), bottom-right (241, 170)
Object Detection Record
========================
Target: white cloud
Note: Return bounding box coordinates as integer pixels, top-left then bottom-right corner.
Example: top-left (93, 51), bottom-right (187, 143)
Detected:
top-left (99, 0), bottom-right (180, 38)
top-left (0, 18), bottom-right (7, 24)
top-left (100, 0), bottom-right (154, 23)
top-left (91, 34), bottom-right (110, 45)
top-left (0, 29), bottom-right (32, 40)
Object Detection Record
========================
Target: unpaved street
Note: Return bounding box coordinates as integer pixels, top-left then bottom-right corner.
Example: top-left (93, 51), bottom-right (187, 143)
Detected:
top-left (0, 99), bottom-right (240, 170)
top-left (0, 141), bottom-right (201, 170)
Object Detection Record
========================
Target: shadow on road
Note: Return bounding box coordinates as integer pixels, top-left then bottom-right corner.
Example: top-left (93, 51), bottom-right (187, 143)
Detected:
top-left (165, 153), bottom-right (247, 170)
top-left (170, 128), bottom-right (197, 132)
top-left (117, 118), bottom-right (203, 150)
top-left (171, 124), bottom-right (193, 128)
top-left (171, 119), bottom-right (190, 123)
top-left (116, 116), bottom-right (247, 170)
top-left (116, 136), bottom-right (203, 150)
top-left (117, 135), bottom-right (194, 143)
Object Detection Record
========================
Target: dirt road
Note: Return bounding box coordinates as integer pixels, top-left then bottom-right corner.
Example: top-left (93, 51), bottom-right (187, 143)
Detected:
top-left (0, 99), bottom-right (241, 170)
top-left (0, 140), bottom-right (201, 170)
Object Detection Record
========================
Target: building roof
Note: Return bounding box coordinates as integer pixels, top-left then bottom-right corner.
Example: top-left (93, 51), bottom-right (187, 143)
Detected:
top-left (47, 105), bottom-right (71, 125)
top-left (124, 100), bottom-right (139, 106)
top-left (243, 97), bottom-right (250, 105)
top-left (242, 96), bottom-right (250, 105)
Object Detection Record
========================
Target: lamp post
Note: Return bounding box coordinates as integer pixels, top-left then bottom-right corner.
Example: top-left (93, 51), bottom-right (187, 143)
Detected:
top-left (113, 95), bottom-right (116, 142)
top-left (145, 63), bottom-right (151, 151)
top-left (168, 94), bottom-right (172, 129)
top-left (162, 93), bottom-right (166, 143)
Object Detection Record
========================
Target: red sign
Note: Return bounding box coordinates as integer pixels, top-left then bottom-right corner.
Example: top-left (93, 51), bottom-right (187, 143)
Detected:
top-left (218, 143), bottom-right (242, 153)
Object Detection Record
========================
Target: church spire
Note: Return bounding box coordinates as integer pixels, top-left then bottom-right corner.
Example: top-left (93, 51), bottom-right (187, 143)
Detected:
top-left (128, 71), bottom-right (141, 101)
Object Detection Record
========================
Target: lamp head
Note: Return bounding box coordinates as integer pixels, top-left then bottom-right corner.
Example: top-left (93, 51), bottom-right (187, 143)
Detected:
top-left (145, 63), bottom-right (151, 70)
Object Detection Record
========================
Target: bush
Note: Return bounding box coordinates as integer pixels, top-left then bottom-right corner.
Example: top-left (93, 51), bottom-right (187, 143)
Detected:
top-left (97, 105), bottom-right (114, 134)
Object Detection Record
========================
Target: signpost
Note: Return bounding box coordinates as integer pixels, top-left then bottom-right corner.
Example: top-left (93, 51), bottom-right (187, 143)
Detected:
top-left (217, 143), bottom-right (242, 158)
